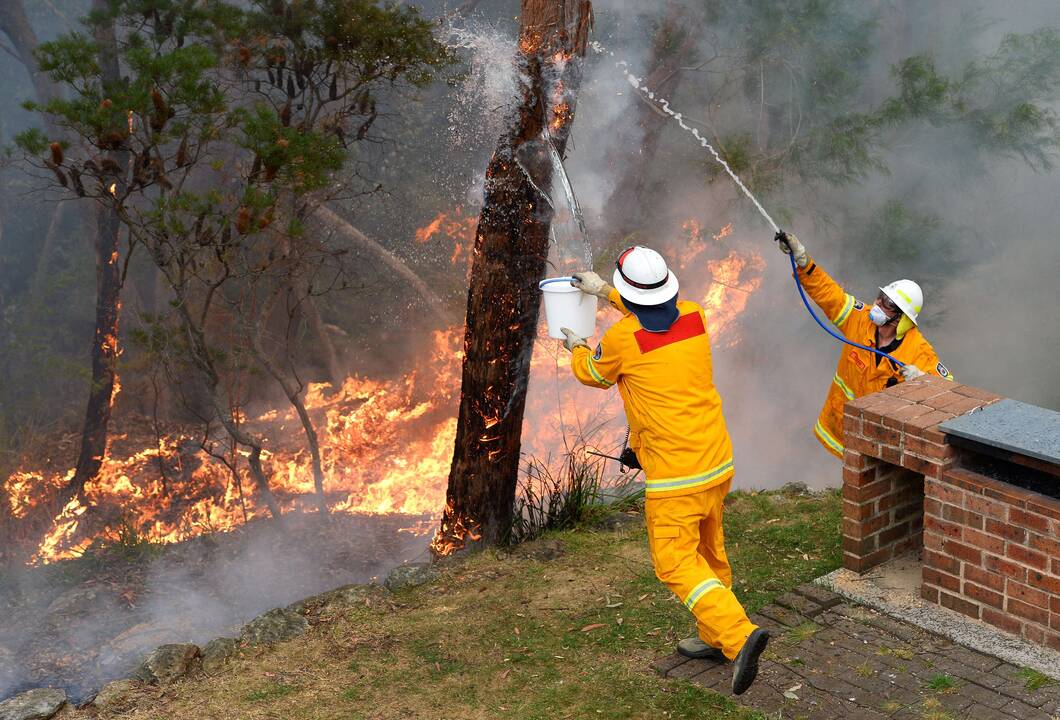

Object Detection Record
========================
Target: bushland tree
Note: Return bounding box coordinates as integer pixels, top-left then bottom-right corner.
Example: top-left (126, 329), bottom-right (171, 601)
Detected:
top-left (16, 0), bottom-right (453, 535)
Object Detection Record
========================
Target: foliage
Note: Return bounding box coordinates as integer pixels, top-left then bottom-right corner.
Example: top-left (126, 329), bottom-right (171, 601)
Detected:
top-left (509, 447), bottom-right (606, 544)
top-left (8, 0), bottom-right (455, 504)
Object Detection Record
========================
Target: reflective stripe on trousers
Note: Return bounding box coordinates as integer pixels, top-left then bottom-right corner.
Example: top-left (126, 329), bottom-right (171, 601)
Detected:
top-left (645, 478), bottom-right (757, 660)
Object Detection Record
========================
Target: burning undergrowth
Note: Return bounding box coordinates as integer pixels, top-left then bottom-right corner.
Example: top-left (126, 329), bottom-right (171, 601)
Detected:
top-left (0, 217), bottom-right (764, 701)
top-left (1, 219), bottom-right (763, 567)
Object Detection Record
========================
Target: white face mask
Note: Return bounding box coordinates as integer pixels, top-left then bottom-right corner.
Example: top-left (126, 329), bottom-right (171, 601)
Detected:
top-left (869, 304), bottom-right (890, 327)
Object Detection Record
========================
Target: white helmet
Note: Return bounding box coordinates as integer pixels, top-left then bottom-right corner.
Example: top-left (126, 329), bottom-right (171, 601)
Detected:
top-left (880, 279), bottom-right (923, 325)
top-left (612, 246), bottom-right (679, 305)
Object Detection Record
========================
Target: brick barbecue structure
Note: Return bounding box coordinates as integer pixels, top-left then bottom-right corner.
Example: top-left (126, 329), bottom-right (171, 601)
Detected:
top-left (840, 374), bottom-right (1060, 652)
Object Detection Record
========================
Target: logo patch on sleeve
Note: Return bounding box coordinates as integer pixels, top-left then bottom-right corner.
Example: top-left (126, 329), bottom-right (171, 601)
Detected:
top-left (853, 300), bottom-right (865, 310)
top-left (593, 343), bottom-right (602, 360)
top-left (937, 362), bottom-right (949, 377)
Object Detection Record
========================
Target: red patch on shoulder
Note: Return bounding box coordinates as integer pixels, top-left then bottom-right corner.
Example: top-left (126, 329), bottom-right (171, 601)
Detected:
top-left (634, 312), bottom-right (705, 353)
top-left (848, 349), bottom-right (868, 371)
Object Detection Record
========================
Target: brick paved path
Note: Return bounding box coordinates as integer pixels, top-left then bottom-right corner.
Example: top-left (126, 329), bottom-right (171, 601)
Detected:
top-left (652, 584), bottom-right (1060, 719)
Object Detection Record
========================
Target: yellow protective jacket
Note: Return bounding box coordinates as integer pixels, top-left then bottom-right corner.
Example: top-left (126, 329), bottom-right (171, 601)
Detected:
top-left (570, 289), bottom-right (734, 497)
top-left (797, 257), bottom-right (954, 458)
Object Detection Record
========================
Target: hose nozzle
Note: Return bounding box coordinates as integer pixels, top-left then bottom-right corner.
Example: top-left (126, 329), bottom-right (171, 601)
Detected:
top-left (774, 229), bottom-right (791, 253)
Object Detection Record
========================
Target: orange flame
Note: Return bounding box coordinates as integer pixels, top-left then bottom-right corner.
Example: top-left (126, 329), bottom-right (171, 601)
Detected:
top-left (2, 216), bottom-right (765, 565)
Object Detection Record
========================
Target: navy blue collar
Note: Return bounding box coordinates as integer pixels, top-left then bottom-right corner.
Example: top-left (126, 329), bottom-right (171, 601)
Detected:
top-left (623, 296), bottom-right (680, 332)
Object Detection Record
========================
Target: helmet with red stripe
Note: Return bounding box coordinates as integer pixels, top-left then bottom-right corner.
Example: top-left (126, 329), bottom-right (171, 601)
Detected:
top-left (612, 246), bottom-right (679, 305)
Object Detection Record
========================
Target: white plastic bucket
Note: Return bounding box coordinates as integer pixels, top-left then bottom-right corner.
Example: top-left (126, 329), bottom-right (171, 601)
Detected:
top-left (539, 277), bottom-right (597, 340)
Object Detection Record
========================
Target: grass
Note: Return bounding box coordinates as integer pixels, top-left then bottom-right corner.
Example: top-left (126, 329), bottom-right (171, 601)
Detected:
top-left (1015, 666), bottom-right (1056, 691)
top-left (244, 683), bottom-right (295, 702)
top-left (925, 674), bottom-right (958, 693)
top-left (69, 488), bottom-right (842, 720)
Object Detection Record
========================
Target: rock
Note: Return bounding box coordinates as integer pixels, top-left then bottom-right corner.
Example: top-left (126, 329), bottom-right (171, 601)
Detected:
top-left (45, 586), bottom-right (101, 619)
top-left (97, 622), bottom-right (185, 671)
top-left (0, 688), bottom-right (66, 720)
top-left (511, 538), bottom-right (566, 561)
top-left (384, 563), bottom-right (438, 592)
top-left (779, 481), bottom-right (810, 496)
top-left (91, 679), bottom-right (143, 713)
top-left (239, 608), bottom-right (308, 646)
top-left (135, 643), bottom-right (200, 683)
top-left (201, 638), bottom-right (239, 673)
top-left (289, 584), bottom-right (375, 616)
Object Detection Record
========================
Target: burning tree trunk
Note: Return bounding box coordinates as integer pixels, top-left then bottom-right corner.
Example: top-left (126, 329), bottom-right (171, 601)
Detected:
top-left (601, 0), bottom-right (698, 248)
top-left (59, 0), bottom-right (128, 510)
top-left (434, 0), bottom-right (593, 554)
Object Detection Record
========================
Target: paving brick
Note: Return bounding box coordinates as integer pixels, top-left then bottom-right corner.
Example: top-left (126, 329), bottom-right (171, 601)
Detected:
top-left (757, 603), bottom-right (809, 628)
top-left (650, 652), bottom-right (689, 676)
top-left (775, 591), bottom-right (824, 617)
top-left (794, 583), bottom-right (843, 610)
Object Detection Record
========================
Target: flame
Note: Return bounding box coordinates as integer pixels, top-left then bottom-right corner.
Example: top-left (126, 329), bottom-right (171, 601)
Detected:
top-left (108, 182), bottom-right (117, 196)
top-left (2, 216), bottom-right (765, 565)
top-left (414, 209), bottom-right (478, 271)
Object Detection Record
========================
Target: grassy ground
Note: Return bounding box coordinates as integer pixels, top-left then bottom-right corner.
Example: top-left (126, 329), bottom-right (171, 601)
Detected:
top-left (78, 487), bottom-right (842, 720)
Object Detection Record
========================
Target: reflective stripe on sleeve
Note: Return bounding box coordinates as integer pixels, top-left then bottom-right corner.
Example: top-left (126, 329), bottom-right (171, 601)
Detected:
top-left (815, 420), bottom-right (845, 455)
top-left (833, 373), bottom-right (855, 401)
top-left (832, 294), bottom-right (855, 328)
top-left (586, 356), bottom-right (614, 387)
top-left (645, 459), bottom-right (734, 495)
top-left (684, 578), bottom-right (725, 610)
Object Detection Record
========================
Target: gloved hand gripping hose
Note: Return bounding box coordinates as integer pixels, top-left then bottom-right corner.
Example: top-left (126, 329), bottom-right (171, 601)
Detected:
top-left (776, 231), bottom-right (906, 368)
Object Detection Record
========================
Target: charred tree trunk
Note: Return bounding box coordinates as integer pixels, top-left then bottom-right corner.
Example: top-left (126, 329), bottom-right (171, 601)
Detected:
top-left (434, 0), bottom-right (593, 553)
top-left (60, 0), bottom-right (128, 508)
top-left (601, 1), bottom-right (698, 249)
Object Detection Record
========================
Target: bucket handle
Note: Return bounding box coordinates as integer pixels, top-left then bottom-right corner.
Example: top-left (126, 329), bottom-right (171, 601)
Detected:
top-left (538, 276), bottom-right (576, 288)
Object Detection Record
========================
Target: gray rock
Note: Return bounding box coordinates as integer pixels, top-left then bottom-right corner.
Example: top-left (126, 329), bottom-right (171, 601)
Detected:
top-left (92, 679), bottom-right (143, 713)
top-left (201, 637), bottom-right (239, 673)
top-left (0, 688), bottom-right (66, 720)
top-left (45, 586), bottom-right (101, 618)
top-left (292, 584), bottom-right (375, 616)
top-left (384, 563), bottom-right (438, 592)
top-left (239, 608), bottom-right (308, 646)
top-left (135, 643), bottom-right (200, 683)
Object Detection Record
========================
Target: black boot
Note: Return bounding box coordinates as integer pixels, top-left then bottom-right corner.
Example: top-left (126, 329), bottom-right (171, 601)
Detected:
top-left (731, 628), bottom-right (770, 695)
top-left (676, 637), bottom-right (727, 662)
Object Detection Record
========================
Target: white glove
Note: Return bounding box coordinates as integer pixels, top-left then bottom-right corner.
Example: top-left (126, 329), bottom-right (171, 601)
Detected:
top-left (560, 327), bottom-right (589, 352)
top-left (777, 232), bottom-right (809, 268)
top-left (901, 364), bottom-right (925, 381)
top-left (571, 271), bottom-right (614, 299)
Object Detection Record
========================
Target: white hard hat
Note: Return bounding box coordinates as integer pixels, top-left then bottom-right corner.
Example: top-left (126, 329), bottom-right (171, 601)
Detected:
top-left (612, 245), bottom-right (679, 305)
top-left (880, 279), bottom-right (923, 325)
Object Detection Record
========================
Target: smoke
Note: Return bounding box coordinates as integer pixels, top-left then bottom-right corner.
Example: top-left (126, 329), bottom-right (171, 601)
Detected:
top-left (0, 512), bottom-right (429, 701)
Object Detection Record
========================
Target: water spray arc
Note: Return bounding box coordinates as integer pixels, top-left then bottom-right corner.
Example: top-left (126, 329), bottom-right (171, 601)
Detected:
top-left (588, 41), bottom-right (906, 368)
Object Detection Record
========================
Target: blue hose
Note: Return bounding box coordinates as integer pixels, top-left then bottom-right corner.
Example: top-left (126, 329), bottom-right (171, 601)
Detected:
top-left (786, 249), bottom-right (905, 368)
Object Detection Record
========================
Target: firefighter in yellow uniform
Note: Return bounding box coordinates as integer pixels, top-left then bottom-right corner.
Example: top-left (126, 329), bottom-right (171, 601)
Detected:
top-left (778, 233), bottom-right (954, 459)
top-left (559, 246), bottom-right (769, 696)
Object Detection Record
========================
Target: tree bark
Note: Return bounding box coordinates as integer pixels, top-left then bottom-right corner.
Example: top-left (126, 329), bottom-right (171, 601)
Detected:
top-left (59, 0), bottom-right (128, 509)
top-left (434, 0), bottom-right (593, 553)
top-left (600, 1), bottom-right (698, 249)
top-left (0, 0), bottom-right (58, 112)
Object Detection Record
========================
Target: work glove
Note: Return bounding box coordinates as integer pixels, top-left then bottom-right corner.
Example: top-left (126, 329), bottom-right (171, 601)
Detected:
top-left (560, 327), bottom-right (590, 352)
top-left (571, 271), bottom-right (614, 299)
top-left (901, 364), bottom-right (926, 381)
top-left (775, 231), bottom-right (809, 268)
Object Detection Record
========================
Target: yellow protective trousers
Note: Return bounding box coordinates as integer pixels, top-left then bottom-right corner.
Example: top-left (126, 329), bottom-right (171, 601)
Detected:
top-left (645, 479), bottom-right (757, 660)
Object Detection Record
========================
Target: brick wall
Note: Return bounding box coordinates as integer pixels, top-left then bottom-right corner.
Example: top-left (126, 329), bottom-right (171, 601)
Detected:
top-left (839, 375), bottom-right (1060, 651)
top-left (922, 467), bottom-right (1060, 651)
top-left (841, 375), bottom-right (999, 573)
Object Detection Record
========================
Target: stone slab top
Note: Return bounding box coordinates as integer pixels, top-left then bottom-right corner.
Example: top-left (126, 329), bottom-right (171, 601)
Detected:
top-left (939, 397), bottom-right (1060, 466)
